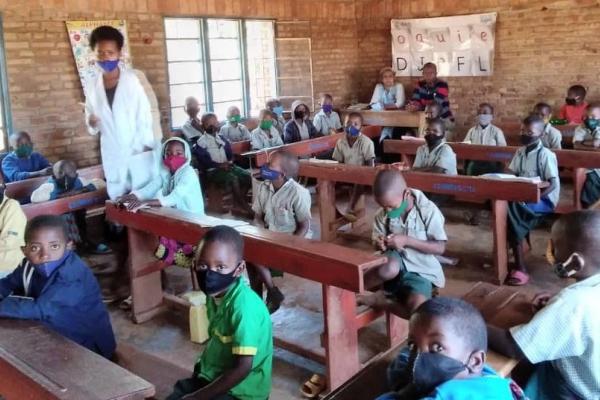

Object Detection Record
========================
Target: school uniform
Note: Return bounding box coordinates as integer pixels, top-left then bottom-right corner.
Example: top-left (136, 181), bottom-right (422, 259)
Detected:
top-left (0, 251), bottom-right (116, 359)
top-left (193, 133), bottom-right (249, 186)
top-left (332, 134), bottom-right (375, 166)
top-left (558, 102), bottom-right (588, 125)
top-left (168, 277), bottom-right (272, 400)
top-left (510, 274), bottom-right (600, 400)
top-left (181, 118), bottom-right (204, 143)
top-left (372, 189), bottom-right (447, 298)
top-left (313, 109), bottom-right (342, 135)
top-left (272, 114), bottom-right (286, 136)
top-left (506, 141), bottom-right (560, 245)
top-left (463, 124), bottom-right (507, 175)
top-left (2, 151), bottom-right (51, 182)
top-left (250, 127), bottom-right (283, 150)
top-left (283, 101), bottom-right (318, 144)
top-left (574, 125), bottom-right (600, 207)
top-left (371, 83), bottom-right (406, 141)
top-left (413, 142), bottom-right (457, 175)
top-left (252, 179), bottom-right (312, 236)
top-left (541, 123), bottom-right (562, 149)
top-left (219, 123), bottom-right (251, 143)
top-left (0, 197), bottom-right (26, 279)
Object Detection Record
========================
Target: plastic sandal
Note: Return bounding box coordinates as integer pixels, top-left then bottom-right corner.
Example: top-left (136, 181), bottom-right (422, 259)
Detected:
top-left (301, 374), bottom-right (326, 398)
top-left (505, 270), bottom-right (530, 286)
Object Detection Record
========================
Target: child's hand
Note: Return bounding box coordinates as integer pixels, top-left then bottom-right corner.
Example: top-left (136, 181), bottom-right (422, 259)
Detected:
top-left (116, 193), bottom-right (137, 207)
top-left (385, 234), bottom-right (410, 250)
top-left (375, 235), bottom-right (387, 251)
top-left (41, 166), bottom-right (53, 176)
top-left (593, 139), bottom-right (600, 148)
top-left (531, 292), bottom-right (552, 313)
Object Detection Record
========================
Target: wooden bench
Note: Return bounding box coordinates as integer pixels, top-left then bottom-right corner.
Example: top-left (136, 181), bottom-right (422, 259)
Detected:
top-left (324, 281), bottom-right (534, 399)
top-left (298, 161), bottom-right (544, 284)
top-left (106, 204), bottom-right (405, 391)
top-left (0, 319), bottom-right (155, 400)
top-left (383, 140), bottom-right (600, 213)
top-left (240, 126), bottom-right (382, 168)
top-left (342, 109), bottom-right (427, 137)
top-left (21, 187), bottom-right (109, 220)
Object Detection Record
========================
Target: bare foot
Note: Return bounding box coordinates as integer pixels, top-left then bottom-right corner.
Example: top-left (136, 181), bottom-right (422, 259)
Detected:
top-left (356, 291), bottom-right (390, 309)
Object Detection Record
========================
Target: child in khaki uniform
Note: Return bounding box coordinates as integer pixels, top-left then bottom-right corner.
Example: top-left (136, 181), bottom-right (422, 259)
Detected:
top-left (413, 118), bottom-right (457, 175)
top-left (0, 173), bottom-right (26, 279)
top-left (332, 112), bottom-right (375, 220)
top-left (219, 105), bottom-right (251, 143)
top-left (250, 151), bottom-right (311, 313)
top-left (360, 170), bottom-right (447, 319)
top-left (533, 102), bottom-right (562, 150)
top-left (573, 103), bottom-right (600, 208)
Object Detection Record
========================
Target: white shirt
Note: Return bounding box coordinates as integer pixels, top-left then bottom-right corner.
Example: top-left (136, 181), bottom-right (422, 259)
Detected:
top-left (511, 274), bottom-right (600, 399)
top-left (295, 120), bottom-right (310, 140)
top-left (196, 134), bottom-right (228, 164)
top-left (313, 110), bottom-right (342, 135)
top-left (370, 83), bottom-right (406, 108)
top-left (250, 127), bottom-right (283, 150)
top-left (219, 123), bottom-right (251, 142)
top-left (463, 124), bottom-right (507, 146)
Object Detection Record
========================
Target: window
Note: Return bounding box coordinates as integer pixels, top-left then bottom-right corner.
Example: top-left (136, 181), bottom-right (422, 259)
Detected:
top-left (164, 18), bottom-right (277, 129)
top-left (0, 15), bottom-right (11, 151)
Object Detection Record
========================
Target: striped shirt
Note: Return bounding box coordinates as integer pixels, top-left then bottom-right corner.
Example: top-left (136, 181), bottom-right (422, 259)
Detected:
top-left (410, 79), bottom-right (453, 120)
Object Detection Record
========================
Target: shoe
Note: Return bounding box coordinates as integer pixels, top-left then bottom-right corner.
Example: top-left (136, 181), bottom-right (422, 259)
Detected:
top-left (266, 286), bottom-right (285, 314)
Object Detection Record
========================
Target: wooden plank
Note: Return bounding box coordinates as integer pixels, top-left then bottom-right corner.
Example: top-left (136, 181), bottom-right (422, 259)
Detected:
top-left (0, 320), bottom-right (155, 400)
top-left (230, 140), bottom-right (251, 155)
top-left (21, 188), bottom-right (108, 220)
top-left (348, 110), bottom-right (425, 130)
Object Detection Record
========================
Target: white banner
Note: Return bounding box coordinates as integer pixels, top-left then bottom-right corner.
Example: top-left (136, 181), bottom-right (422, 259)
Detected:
top-left (391, 13), bottom-right (497, 77)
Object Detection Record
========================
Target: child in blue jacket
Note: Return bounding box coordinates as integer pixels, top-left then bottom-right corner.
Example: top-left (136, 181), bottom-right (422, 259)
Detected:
top-left (0, 215), bottom-right (116, 359)
top-left (2, 131), bottom-right (52, 182)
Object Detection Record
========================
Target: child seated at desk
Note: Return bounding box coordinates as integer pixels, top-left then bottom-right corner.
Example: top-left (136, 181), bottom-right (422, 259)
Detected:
top-left (488, 210), bottom-right (600, 400)
top-left (284, 100), bottom-right (318, 144)
top-left (413, 118), bottom-right (457, 175)
top-left (360, 170), bottom-right (447, 319)
top-left (332, 112), bottom-right (375, 220)
top-left (193, 113), bottom-right (253, 216)
top-left (505, 114), bottom-right (560, 286)
top-left (559, 84), bottom-right (588, 125)
top-left (0, 215), bottom-right (116, 359)
top-left (118, 137), bottom-right (204, 266)
top-left (266, 98), bottom-right (286, 136)
top-left (250, 151), bottom-right (311, 313)
top-left (167, 226), bottom-right (272, 400)
top-left (250, 109), bottom-right (283, 151)
top-left (313, 93), bottom-right (342, 135)
top-left (533, 102), bottom-right (562, 150)
top-left (219, 105), bottom-right (251, 143)
top-left (0, 173), bottom-right (26, 279)
top-left (31, 160), bottom-right (108, 254)
top-left (2, 131), bottom-right (51, 183)
top-left (573, 103), bottom-right (600, 208)
top-left (463, 103), bottom-right (506, 176)
top-left (424, 103), bottom-right (454, 140)
top-left (181, 96), bottom-right (204, 144)
top-left (377, 297), bottom-right (521, 400)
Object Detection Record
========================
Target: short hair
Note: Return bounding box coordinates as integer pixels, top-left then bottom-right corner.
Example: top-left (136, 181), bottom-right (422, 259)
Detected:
top-left (344, 112), bottom-right (363, 126)
top-left (568, 85), bottom-right (586, 99)
top-left (379, 67), bottom-right (395, 80)
top-left (426, 117), bottom-right (445, 133)
top-left (258, 109), bottom-right (274, 120)
top-left (53, 159), bottom-right (77, 177)
top-left (478, 102), bottom-right (494, 114)
top-left (553, 210), bottom-right (600, 258)
top-left (25, 215), bottom-right (69, 243)
top-left (321, 93), bottom-right (333, 102)
top-left (374, 169), bottom-right (405, 200)
top-left (270, 150), bottom-right (298, 177)
top-left (414, 297), bottom-right (487, 352)
top-left (200, 112), bottom-right (218, 127)
top-left (523, 113), bottom-right (544, 126)
top-left (533, 102), bottom-right (552, 114)
top-left (266, 98), bottom-right (281, 108)
top-left (422, 62), bottom-right (437, 72)
top-left (226, 105), bottom-right (240, 117)
top-left (9, 131), bottom-right (31, 146)
top-left (89, 26), bottom-right (124, 51)
top-left (201, 225), bottom-right (244, 262)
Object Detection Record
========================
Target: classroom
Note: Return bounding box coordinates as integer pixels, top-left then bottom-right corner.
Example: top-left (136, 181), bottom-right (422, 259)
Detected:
top-left (0, 1), bottom-right (598, 399)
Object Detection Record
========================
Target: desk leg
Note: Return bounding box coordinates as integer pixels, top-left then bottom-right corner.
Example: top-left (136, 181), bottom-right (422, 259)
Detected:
top-left (386, 313), bottom-right (408, 349)
top-left (318, 180), bottom-right (337, 242)
top-left (492, 200), bottom-right (508, 285)
top-left (573, 168), bottom-right (586, 211)
top-left (128, 227), bottom-right (162, 323)
top-left (322, 284), bottom-right (360, 391)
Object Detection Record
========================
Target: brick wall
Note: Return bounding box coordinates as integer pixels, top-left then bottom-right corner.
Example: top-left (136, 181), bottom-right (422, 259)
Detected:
top-left (1, 0), bottom-right (599, 165)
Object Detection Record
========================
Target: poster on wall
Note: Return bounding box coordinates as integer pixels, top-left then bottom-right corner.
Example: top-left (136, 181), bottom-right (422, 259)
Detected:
top-left (391, 13), bottom-right (497, 77)
top-left (65, 20), bottom-right (132, 90)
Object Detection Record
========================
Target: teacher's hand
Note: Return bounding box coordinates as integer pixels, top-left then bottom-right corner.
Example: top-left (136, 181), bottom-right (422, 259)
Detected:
top-left (89, 114), bottom-right (100, 128)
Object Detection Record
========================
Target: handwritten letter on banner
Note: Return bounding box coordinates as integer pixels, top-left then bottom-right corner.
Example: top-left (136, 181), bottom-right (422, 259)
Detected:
top-left (391, 13), bottom-right (497, 77)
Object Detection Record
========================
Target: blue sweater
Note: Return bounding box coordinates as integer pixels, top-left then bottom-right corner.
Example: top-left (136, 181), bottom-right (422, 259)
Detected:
top-left (2, 152), bottom-right (50, 182)
top-left (0, 252), bottom-right (116, 359)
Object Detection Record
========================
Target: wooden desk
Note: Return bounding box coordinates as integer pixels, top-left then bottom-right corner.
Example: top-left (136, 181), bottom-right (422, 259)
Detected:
top-left (21, 188), bottom-right (109, 220)
top-left (230, 140), bottom-right (251, 156)
top-left (493, 122), bottom-right (575, 147)
top-left (298, 161), bottom-right (543, 284)
top-left (344, 110), bottom-right (427, 137)
top-left (0, 320), bottom-right (154, 400)
top-left (383, 140), bottom-right (600, 212)
top-left (106, 204), bottom-right (403, 391)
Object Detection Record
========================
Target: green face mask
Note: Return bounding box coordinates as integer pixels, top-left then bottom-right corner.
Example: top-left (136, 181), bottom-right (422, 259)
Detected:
top-left (15, 144), bottom-right (33, 158)
top-left (260, 120), bottom-right (273, 130)
top-left (228, 115), bottom-right (241, 124)
top-left (387, 200), bottom-right (409, 219)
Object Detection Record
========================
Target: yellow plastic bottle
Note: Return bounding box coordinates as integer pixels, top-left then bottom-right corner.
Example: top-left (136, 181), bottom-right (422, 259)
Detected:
top-left (182, 291), bottom-right (209, 344)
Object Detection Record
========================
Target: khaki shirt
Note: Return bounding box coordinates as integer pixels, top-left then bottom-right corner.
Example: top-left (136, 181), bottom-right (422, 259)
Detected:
top-left (508, 141), bottom-right (560, 206)
top-left (0, 197), bottom-right (26, 274)
top-left (196, 134), bottom-right (229, 164)
top-left (252, 179), bottom-right (312, 235)
top-left (250, 127), bottom-right (283, 150)
top-left (413, 142), bottom-right (457, 175)
top-left (313, 110), bottom-right (342, 135)
top-left (541, 124), bottom-right (562, 149)
top-left (219, 123), bottom-right (251, 142)
top-left (463, 124), bottom-right (506, 146)
top-left (332, 134), bottom-right (375, 166)
top-left (573, 125), bottom-right (600, 176)
top-left (372, 189), bottom-right (447, 287)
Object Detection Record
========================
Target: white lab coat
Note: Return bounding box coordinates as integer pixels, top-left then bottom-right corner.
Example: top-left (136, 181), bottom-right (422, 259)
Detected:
top-left (84, 66), bottom-right (158, 200)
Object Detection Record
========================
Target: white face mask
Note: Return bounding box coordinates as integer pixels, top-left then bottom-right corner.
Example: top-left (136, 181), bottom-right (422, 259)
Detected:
top-left (477, 114), bottom-right (493, 126)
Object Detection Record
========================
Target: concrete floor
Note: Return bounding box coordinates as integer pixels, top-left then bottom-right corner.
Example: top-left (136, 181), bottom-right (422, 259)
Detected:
top-left (95, 183), bottom-right (575, 400)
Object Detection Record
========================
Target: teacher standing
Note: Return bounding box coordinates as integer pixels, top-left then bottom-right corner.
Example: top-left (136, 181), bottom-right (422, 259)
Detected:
top-left (84, 26), bottom-right (158, 200)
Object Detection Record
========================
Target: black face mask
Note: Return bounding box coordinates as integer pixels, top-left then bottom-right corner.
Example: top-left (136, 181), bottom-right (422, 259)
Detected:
top-left (56, 174), bottom-right (78, 191)
top-left (294, 110), bottom-right (305, 120)
top-left (196, 267), bottom-right (239, 296)
top-left (0, 185), bottom-right (4, 203)
top-left (204, 126), bottom-right (216, 134)
top-left (520, 134), bottom-right (538, 146)
top-left (565, 97), bottom-right (577, 106)
top-left (408, 351), bottom-right (470, 396)
top-left (425, 134), bottom-right (443, 148)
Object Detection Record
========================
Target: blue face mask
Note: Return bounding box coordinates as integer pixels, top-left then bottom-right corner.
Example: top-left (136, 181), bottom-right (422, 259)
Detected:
top-left (97, 59), bottom-right (119, 73)
top-left (346, 125), bottom-right (361, 137)
top-left (322, 104), bottom-right (333, 113)
top-left (272, 106), bottom-right (284, 117)
top-left (34, 250), bottom-right (71, 277)
top-left (260, 165), bottom-right (282, 181)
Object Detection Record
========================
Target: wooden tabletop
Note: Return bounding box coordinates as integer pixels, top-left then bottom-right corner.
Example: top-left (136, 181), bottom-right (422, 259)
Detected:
top-left (0, 320), bottom-right (155, 400)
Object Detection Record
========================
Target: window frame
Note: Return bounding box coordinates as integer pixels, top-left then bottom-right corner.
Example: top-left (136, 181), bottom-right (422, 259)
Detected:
top-left (164, 16), bottom-right (277, 131)
top-left (0, 14), bottom-right (13, 151)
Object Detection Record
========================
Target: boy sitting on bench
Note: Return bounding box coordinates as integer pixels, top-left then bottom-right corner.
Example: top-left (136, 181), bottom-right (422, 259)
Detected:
top-left (2, 131), bottom-right (52, 183)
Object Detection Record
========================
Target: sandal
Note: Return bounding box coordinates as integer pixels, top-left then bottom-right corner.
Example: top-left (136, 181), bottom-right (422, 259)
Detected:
top-left (505, 270), bottom-right (530, 286)
top-left (301, 374), bottom-right (326, 398)
top-left (266, 286), bottom-right (285, 314)
top-left (119, 296), bottom-right (133, 311)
